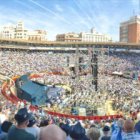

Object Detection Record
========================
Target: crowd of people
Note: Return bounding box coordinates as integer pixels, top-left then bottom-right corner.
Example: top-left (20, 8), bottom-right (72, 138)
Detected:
top-left (0, 48), bottom-right (140, 140)
top-left (1, 107), bottom-right (140, 140)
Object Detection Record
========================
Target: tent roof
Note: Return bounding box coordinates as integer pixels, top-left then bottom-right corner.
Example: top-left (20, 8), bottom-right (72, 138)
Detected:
top-left (20, 81), bottom-right (48, 98)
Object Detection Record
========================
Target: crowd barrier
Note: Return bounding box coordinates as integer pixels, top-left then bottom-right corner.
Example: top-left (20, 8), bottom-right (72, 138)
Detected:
top-left (46, 110), bottom-right (122, 120)
top-left (1, 73), bottom-right (130, 121)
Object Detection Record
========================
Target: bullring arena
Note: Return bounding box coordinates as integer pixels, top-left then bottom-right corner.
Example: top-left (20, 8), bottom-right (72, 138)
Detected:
top-left (0, 45), bottom-right (140, 122)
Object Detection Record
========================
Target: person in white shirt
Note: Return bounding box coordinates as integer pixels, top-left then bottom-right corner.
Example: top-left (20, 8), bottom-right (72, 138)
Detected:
top-left (0, 108), bottom-right (7, 124)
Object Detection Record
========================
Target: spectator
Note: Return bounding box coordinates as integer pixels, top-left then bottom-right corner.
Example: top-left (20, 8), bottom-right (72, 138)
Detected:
top-left (59, 123), bottom-right (72, 140)
top-left (40, 124), bottom-right (66, 140)
top-left (69, 122), bottom-right (89, 140)
top-left (0, 108), bottom-right (7, 124)
top-left (0, 121), bottom-right (13, 140)
top-left (135, 113), bottom-right (140, 134)
top-left (7, 108), bottom-right (36, 140)
top-left (39, 119), bottom-right (49, 127)
top-left (122, 119), bottom-right (140, 140)
top-left (100, 125), bottom-right (111, 140)
top-left (111, 118), bottom-right (124, 140)
top-left (87, 127), bottom-right (100, 140)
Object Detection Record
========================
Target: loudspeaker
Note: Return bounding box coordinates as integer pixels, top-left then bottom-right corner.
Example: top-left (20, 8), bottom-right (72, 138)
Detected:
top-left (91, 54), bottom-right (98, 91)
top-left (67, 56), bottom-right (69, 67)
top-left (79, 57), bottom-right (84, 72)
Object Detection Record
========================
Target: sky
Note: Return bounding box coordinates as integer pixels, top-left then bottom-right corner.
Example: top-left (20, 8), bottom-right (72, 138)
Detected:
top-left (0, 0), bottom-right (139, 41)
